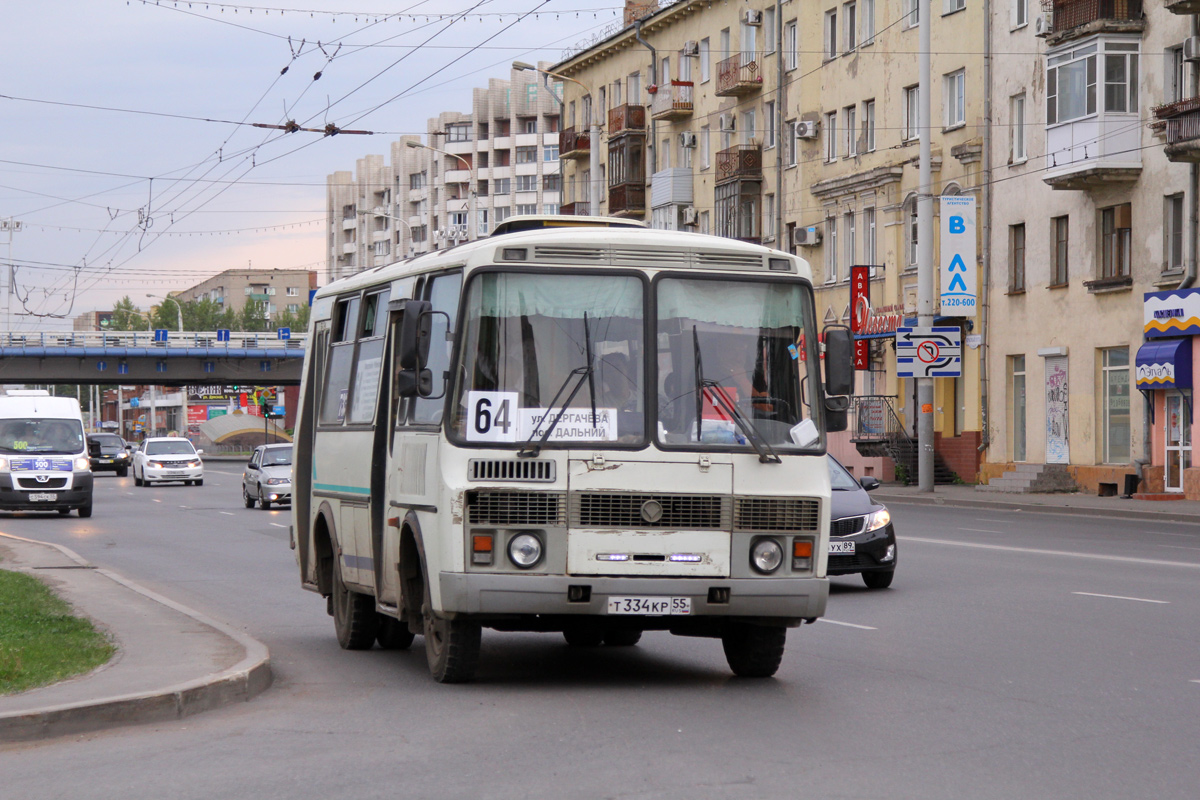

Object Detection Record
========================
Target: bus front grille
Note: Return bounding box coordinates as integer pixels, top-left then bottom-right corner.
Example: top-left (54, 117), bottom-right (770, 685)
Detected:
top-left (570, 493), bottom-right (731, 530)
top-left (734, 497), bottom-right (821, 532)
top-left (466, 491), bottom-right (566, 526)
top-left (468, 459), bottom-right (556, 483)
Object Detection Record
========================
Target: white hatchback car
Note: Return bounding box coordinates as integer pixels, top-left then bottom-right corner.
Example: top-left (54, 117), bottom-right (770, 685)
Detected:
top-left (133, 437), bottom-right (204, 487)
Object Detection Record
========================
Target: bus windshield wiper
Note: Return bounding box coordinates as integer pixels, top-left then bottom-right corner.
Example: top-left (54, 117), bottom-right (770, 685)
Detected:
top-left (692, 326), bottom-right (781, 465)
top-left (518, 313), bottom-right (596, 458)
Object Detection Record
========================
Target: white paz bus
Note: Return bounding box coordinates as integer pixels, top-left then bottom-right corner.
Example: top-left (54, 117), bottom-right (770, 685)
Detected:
top-left (292, 216), bottom-right (854, 682)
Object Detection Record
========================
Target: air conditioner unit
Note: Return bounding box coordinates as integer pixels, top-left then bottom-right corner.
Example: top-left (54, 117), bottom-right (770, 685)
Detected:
top-left (1033, 14), bottom-right (1052, 37)
top-left (683, 206), bottom-right (699, 225)
top-left (744, 9), bottom-right (763, 25)
top-left (679, 131), bottom-right (698, 148)
top-left (792, 226), bottom-right (822, 247)
top-left (796, 120), bottom-right (819, 139)
top-left (682, 40), bottom-right (700, 56)
top-left (1185, 36), bottom-right (1200, 63)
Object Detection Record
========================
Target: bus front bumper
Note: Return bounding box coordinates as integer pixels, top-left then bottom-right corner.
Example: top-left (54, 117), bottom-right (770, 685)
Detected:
top-left (438, 572), bottom-right (828, 623)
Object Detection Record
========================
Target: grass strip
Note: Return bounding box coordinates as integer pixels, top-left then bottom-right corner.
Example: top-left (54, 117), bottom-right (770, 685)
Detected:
top-left (0, 568), bottom-right (115, 695)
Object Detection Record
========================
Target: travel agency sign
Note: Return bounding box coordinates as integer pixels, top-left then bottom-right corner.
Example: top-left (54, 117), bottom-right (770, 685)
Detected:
top-left (940, 195), bottom-right (977, 316)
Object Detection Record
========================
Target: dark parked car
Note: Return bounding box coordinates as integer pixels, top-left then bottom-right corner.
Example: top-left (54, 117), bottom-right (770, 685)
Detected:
top-left (827, 455), bottom-right (897, 589)
top-left (87, 433), bottom-right (131, 476)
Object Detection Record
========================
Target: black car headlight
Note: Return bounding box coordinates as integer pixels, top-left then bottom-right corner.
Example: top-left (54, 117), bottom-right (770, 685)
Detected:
top-left (864, 508), bottom-right (891, 533)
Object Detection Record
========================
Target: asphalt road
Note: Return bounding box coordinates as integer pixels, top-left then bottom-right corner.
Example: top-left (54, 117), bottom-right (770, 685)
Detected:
top-left (1, 468), bottom-right (1198, 800)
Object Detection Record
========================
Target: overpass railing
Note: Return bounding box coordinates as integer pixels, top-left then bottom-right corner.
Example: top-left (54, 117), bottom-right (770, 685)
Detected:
top-left (0, 331), bottom-right (308, 349)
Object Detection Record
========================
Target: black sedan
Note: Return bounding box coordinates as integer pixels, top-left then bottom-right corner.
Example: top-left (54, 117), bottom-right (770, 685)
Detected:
top-left (827, 455), bottom-right (897, 589)
top-left (86, 433), bottom-right (131, 477)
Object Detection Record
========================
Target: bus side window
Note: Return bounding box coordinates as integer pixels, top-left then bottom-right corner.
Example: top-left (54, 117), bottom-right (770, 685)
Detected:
top-left (348, 289), bottom-right (390, 424)
top-left (411, 272), bottom-right (462, 425)
top-left (320, 296), bottom-right (360, 425)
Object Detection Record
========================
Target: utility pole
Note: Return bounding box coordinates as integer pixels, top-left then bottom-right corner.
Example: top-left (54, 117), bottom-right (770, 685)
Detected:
top-left (1, 218), bottom-right (22, 331)
top-left (917, 0), bottom-right (935, 492)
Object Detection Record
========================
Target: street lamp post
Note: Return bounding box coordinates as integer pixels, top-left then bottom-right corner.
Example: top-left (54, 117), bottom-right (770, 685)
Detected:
top-left (147, 293), bottom-right (183, 332)
top-left (406, 139), bottom-right (475, 246)
top-left (358, 208), bottom-right (416, 259)
top-left (513, 61), bottom-right (599, 217)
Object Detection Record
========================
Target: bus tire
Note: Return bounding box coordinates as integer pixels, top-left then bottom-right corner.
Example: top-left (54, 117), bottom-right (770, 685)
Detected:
top-left (332, 555), bottom-right (378, 650)
top-left (603, 630), bottom-right (642, 647)
top-left (422, 575), bottom-right (481, 683)
top-left (376, 615), bottom-right (415, 650)
top-left (721, 623), bottom-right (787, 678)
top-left (78, 501), bottom-right (93, 518)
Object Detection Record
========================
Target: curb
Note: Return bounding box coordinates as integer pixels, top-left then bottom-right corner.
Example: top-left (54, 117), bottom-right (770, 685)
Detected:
top-left (870, 490), bottom-right (1200, 525)
top-left (0, 533), bottom-right (272, 744)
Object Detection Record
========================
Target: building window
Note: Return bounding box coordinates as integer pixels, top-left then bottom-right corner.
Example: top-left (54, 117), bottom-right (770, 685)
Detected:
top-left (516, 174), bottom-right (537, 192)
top-left (701, 125), bottom-right (711, 169)
top-left (864, 99), bottom-right (875, 151)
top-left (1047, 43), bottom-right (1096, 125)
top-left (700, 210), bottom-right (710, 235)
top-left (741, 109), bottom-right (756, 146)
top-left (1011, 354), bottom-right (1026, 462)
top-left (944, 69), bottom-right (966, 128)
top-left (1052, 215), bottom-right (1069, 286)
top-left (825, 10), bottom-right (838, 60)
top-left (844, 2), bottom-right (857, 52)
top-left (446, 123), bottom-right (471, 142)
top-left (944, 0), bottom-right (965, 13)
top-left (516, 204), bottom-right (538, 216)
top-left (523, 118), bottom-right (537, 134)
top-left (845, 104), bottom-right (857, 156)
top-left (700, 38), bottom-right (710, 82)
top-left (410, 172), bottom-right (427, 190)
top-left (825, 111), bottom-right (838, 162)
top-left (515, 146), bottom-right (538, 164)
top-left (863, 207), bottom-right (876, 265)
top-left (904, 195), bottom-right (918, 268)
top-left (1011, 93), bottom-right (1027, 163)
top-left (543, 173), bottom-right (561, 192)
top-left (1014, 0), bottom-right (1027, 27)
top-left (764, 6), bottom-right (776, 52)
top-left (1010, 223), bottom-right (1026, 292)
top-left (720, 114), bottom-right (734, 151)
top-left (1103, 43), bottom-right (1139, 113)
top-left (844, 210), bottom-right (856, 276)
top-left (286, 287), bottom-right (299, 296)
top-left (1165, 194), bottom-right (1185, 274)
top-left (904, 0), bottom-right (919, 27)
top-left (494, 206), bottom-right (510, 224)
top-left (787, 121), bottom-right (798, 166)
top-left (1100, 203), bottom-right (1131, 278)
top-left (826, 215), bottom-right (839, 283)
top-left (542, 204), bottom-right (559, 215)
top-left (544, 145), bottom-right (559, 161)
top-left (494, 178), bottom-right (511, 195)
top-left (1167, 45), bottom-right (1187, 104)
top-left (765, 194), bottom-right (776, 240)
top-left (765, 101), bottom-right (776, 149)
top-left (785, 21), bottom-right (798, 70)
top-left (1101, 347), bottom-right (1130, 464)
top-left (904, 85), bottom-right (920, 141)
top-left (287, 304), bottom-right (300, 313)
top-left (862, 0), bottom-right (875, 43)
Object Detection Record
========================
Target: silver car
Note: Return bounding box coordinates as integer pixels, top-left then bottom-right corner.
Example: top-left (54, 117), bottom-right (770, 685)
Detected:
top-left (243, 443), bottom-right (293, 510)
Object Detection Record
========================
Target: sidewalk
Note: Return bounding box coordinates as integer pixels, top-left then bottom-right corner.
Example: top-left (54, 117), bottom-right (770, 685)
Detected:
top-left (0, 533), bottom-right (271, 744)
top-left (870, 482), bottom-right (1200, 524)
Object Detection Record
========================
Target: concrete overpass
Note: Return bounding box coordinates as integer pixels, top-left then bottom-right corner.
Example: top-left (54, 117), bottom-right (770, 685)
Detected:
top-left (0, 330), bottom-right (307, 386)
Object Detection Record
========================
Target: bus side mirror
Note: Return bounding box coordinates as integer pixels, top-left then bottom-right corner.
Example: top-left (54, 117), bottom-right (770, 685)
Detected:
top-left (823, 326), bottom-right (854, 433)
top-left (395, 300), bottom-right (435, 398)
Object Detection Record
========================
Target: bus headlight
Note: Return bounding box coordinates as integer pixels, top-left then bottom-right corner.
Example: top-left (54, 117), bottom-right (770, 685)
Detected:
top-left (750, 538), bottom-right (783, 574)
top-left (507, 533), bottom-right (543, 569)
top-left (74, 456), bottom-right (91, 471)
top-left (0, 456), bottom-right (8, 471)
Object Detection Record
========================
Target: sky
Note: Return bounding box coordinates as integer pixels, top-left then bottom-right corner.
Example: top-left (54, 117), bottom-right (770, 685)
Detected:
top-left (1, 0), bottom-right (625, 331)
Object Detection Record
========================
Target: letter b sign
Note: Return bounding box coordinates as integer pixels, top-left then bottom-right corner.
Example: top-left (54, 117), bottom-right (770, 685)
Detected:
top-left (949, 215), bottom-right (965, 234)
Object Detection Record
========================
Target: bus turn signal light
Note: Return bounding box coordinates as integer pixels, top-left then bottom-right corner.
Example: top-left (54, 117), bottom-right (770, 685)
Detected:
top-left (472, 534), bottom-right (494, 565)
top-left (792, 539), bottom-right (813, 571)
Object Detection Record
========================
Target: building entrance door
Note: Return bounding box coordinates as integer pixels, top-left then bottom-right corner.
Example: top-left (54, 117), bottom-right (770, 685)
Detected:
top-left (1164, 391), bottom-right (1191, 493)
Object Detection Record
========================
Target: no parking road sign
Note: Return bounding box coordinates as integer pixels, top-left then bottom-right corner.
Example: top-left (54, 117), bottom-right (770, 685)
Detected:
top-left (896, 326), bottom-right (962, 378)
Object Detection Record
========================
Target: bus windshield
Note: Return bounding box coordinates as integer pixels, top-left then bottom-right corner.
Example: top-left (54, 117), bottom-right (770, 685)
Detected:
top-left (0, 418), bottom-right (85, 456)
top-left (452, 271), bottom-right (646, 446)
top-left (656, 277), bottom-right (817, 450)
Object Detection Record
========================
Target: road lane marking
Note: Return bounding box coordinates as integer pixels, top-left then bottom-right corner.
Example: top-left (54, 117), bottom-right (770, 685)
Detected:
top-left (819, 619), bottom-right (878, 630)
top-left (973, 519), bottom-right (1008, 523)
top-left (900, 536), bottom-right (1200, 569)
top-left (1072, 591), bottom-right (1168, 604)
top-left (219, 511), bottom-right (235, 516)
top-left (1157, 544), bottom-right (1200, 552)
top-left (270, 523), bottom-right (287, 528)
top-left (959, 528), bottom-right (1005, 533)
top-left (152, 499), bottom-right (161, 503)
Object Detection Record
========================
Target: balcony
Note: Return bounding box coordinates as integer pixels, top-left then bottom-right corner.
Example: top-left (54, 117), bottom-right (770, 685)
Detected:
top-left (609, 104), bottom-right (647, 137)
top-left (559, 127), bottom-right (591, 160)
top-left (1045, 0), bottom-right (1145, 46)
top-left (716, 54), bottom-right (762, 97)
top-left (715, 144), bottom-right (763, 185)
top-left (608, 183), bottom-right (646, 217)
top-left (558, 201), bottom-right (591, 216)
top-left (1154, 96), bottom-right (1200, 162)
top-left (1164, 0), bottom-right (1200, 12)
top-left (1043, 114), bottom-right (1141, 189)
top-left (650, 81), bottom-right (694, 120)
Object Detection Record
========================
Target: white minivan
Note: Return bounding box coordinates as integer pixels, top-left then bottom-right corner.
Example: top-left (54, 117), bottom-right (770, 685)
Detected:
top-left (0, 390), bottom-right (94, 517)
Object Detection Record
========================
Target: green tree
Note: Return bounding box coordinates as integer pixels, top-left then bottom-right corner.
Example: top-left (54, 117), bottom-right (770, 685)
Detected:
top-left (181, 297), bottom-right (236, 331)
top-left (109, 297), bottom-right (149, 331)
top-left (272, 304), bottom-right (310, 333)
top-left (238, 298), bottom-right (268, 332)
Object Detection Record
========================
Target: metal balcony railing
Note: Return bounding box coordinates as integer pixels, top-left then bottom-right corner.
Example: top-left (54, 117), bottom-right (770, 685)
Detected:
top-left (715, 144), bottom-right (763, 184)
top-left (650, 81), bottom-right (694, 119)
top-left (716, 54), bottom-right (762, 96)
top-left (608, 104), bottom-right (647, 136)
top-left (559, 127), bottom-right (591, 159)
top-left (1049, 0), bottom-right (1143, 34)
top-left (608, 183), bottom-right (646, 215)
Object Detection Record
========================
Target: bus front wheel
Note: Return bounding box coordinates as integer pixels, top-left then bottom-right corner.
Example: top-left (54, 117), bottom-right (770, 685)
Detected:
top-left (422, 576), bottom-right (481, 683)
top-left (721, 623), bottom-right (787, 678)
top-left (331, 556), bottom-right (378, 650)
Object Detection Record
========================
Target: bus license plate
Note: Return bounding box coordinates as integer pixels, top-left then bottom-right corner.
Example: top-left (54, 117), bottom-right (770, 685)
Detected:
top-left (828, 540), bottom-right (856, 555)
top-left (606, 596), bottom-right (691, 616)
top-left (29, 493), bottom-right (57, 502)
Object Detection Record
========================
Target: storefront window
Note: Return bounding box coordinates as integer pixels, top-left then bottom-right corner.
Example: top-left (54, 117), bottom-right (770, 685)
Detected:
top-left (1101, 347), bottom-right (1130, 463)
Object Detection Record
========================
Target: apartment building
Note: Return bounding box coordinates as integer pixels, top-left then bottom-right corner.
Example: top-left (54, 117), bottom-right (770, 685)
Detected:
top-left (987, 0), bottom-right (1198, 497)
top-left (175, 268), bottom-right (318, 326)
top-left (326, 64), bottom-right (562, 282)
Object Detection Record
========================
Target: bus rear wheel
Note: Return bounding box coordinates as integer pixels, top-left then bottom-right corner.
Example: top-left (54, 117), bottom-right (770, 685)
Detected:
top-left (422, 575), bottom-right (480, 683)
top-left (721, 623), bottom-right (787, 678)
top-left (331, 556), bottom-right (378, 650)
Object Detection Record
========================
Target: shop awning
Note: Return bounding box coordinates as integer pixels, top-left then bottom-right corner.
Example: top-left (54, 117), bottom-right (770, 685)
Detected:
top-left (1135, 337), bottom-right (1192, 390)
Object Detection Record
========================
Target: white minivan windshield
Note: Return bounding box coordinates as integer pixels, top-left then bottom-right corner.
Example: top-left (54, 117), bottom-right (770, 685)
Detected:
top-left (0, 418), bottom-right (85, 455)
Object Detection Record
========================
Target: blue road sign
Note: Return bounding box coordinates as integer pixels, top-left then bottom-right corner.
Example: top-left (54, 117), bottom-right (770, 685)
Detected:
top-left (97, 361), bottom-right (107, 372)
top-left (217, 329), bottom-right (231, 342)
top-left (154, 329), bottom-right (169, 343)
top-left (118, 362), bottom-right (129, 375)
top-left (277, 327), bottom-right (291, 340)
